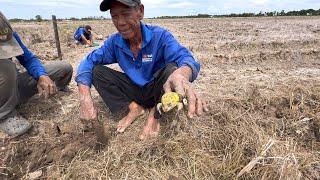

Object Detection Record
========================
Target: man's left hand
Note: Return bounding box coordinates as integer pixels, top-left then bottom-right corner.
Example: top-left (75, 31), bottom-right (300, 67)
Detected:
top-left (37, 75), bottom-right (57, 99)
top-left (163, 66), bottom-right (208, 118)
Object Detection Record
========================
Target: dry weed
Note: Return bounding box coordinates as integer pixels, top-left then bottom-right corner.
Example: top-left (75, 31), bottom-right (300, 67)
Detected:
top-left (0, 17), bottom-right (319, 179)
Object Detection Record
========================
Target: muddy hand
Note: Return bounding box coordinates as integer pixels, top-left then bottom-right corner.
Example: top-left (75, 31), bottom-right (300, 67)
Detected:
top-left (79, 99), bottom-right (97, 121)
top-left (163, 67), bottom-right (209, 118)
top-left (37, 75), bottom-right (57, 99)
top-left (79, 84), bottom-right (97, 121)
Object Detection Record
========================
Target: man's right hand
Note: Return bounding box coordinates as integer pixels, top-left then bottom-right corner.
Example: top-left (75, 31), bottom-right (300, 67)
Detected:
top-left (163, 66), bottom-right (208, 119)
top-left (37, 75), bottom-right (57, 99)
top-left (79, 84), bottom-right (97, 120)
top-left (86, 40), bottom-right (92, 46)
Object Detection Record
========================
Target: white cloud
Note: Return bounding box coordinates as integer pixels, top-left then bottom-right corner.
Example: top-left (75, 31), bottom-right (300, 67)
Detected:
top-left (168, 2), bottom-right (196, 8)
top-left (0, 0), bottom-right (319, 18)
top-left (0, 0), bottom-right (101, 8)
top-left (251, 0), bottom-right (270, 6)
top-left (143, 0), bottom-right (195, 9)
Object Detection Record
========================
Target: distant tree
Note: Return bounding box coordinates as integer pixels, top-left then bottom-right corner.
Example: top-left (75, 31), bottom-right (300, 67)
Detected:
top-left (197, 14), bottom-right (211, 18)
top-left (69, 17), bottom-right (79, 21)
top-left (9, 18), bottom-right (24, 22)
top-left (266, 12), bottom-right (274, 16)
top-left (35, 15), bottom-right (43, 22)
top-left (257, 11), bottom-right (264, 17)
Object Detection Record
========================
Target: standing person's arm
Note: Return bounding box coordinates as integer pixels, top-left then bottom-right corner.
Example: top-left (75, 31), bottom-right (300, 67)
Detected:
top-left (76, 37), bottom-right (116, 120)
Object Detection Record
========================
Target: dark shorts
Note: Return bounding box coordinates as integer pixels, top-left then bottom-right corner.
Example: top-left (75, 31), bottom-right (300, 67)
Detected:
top-left (92, 63), bottom-right (177, 114)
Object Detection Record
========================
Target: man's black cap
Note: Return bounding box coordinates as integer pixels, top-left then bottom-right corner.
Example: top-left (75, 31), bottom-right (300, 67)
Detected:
top-left (100, 0), bottom-right (141, 12)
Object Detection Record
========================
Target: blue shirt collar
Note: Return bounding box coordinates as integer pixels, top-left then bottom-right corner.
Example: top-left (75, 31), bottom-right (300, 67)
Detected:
top-left (115, 21), bottom-right (152, 49)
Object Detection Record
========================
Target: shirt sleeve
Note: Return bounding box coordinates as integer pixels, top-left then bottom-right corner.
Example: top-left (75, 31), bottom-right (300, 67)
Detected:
top-left (162, 31), bottom-right (200, 82)
top-left (74, 28), bottom-right (80, 40)
top-left (74, 28), bottom-right (85, 41)
top-left (79, 28), bottom-right (85, 38)
top-left (13, 32), bottom-right (48, 80)
top-left (75, 36), bottom-right (117, 87)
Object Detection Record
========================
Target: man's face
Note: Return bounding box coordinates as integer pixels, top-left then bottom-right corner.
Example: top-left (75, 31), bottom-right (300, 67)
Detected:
top-left (110, 1), bottom-right (144, 40)
top-left (84, 29), bottom-right (91, 35)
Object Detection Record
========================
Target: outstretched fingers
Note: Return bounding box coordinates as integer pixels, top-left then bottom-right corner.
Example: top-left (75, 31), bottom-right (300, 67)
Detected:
top-left (185, 87), bottom-right (196, 118)
top-left (202, 97), bottom-right (209, 112)
top-left (185, 86), bottom-right (208, 118)
top-left (195, 93), bottom-right (203, 116)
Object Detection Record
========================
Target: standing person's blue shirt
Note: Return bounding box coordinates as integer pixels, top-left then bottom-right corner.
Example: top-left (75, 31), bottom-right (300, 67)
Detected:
top-left (13, 32), bottom-right (47, 80)
top-left (76, 22), bottom-right (200, 87)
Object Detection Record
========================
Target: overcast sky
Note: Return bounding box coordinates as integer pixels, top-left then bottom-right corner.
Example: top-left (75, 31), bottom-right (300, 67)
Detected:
top-left (0, 0), bottom-right (319, 19)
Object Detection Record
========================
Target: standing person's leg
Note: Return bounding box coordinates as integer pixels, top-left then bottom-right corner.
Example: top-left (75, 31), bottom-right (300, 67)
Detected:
top-left (17, 60), bottom-right (73, 103)
top-left (0, 59), bottom-right (31, 136)
top-left (139, 63), bottom-right (178, 140)
top-left (92, 65), bottom-right (145, 132)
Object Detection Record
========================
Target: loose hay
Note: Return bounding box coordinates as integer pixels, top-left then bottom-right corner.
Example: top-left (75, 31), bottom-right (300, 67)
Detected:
top-left (0, 17), bottom-right (320, 179)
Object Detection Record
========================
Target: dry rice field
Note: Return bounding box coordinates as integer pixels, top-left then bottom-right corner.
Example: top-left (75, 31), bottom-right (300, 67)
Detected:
top-left (1, 16), bottom-right (320, 179)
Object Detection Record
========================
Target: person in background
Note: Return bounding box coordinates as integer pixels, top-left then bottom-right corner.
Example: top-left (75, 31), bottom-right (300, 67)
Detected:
top-left (74, 25), bottom-right (93, 46)
top-left (0, 12), bottom-right (73, 137)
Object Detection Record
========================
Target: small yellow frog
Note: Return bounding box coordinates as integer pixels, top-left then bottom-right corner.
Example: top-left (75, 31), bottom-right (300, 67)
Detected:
top-left (156, 92), bottom-right (188, 116)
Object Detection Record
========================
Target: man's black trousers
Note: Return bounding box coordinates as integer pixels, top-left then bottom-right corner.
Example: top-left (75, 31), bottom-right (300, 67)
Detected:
top-left (92, 63), bottom-right (177, 114)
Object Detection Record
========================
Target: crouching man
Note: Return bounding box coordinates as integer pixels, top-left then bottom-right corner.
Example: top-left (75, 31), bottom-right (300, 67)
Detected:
top-left (0, 12), bottom-right (73, 137)
top-left (74, 25), bottom-right (93, 46)
top-left (76, 0), bottom-right (208, 140)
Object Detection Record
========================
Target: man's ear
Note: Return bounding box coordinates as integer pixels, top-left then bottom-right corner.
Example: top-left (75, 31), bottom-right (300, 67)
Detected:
top-left (138, 4), bottom-right (144, 20)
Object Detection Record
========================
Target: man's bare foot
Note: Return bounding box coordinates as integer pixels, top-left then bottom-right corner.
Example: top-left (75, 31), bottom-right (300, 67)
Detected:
top-left (139, 108), bottom-right (160, 140)
top-left (117, 102), bottom-right (144, 133)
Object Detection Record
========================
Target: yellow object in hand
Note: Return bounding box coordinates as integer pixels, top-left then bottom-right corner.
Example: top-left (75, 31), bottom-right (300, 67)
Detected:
top-left (157, 92), bottom-right (187, 114)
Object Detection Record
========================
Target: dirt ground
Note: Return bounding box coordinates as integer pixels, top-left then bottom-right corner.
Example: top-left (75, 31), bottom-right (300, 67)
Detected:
top-left (1, 17), bottom-right (320, 179)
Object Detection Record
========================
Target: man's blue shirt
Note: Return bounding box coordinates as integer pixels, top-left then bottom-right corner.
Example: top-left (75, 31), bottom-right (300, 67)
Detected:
top-left (76, 22), bottom-right (200, 87)
top-left (13, 32), bottom-right (47, 80)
